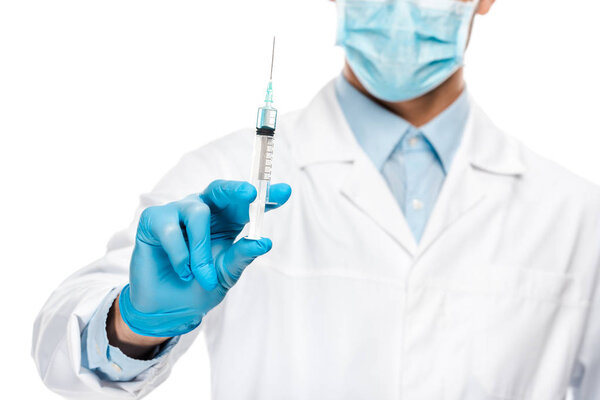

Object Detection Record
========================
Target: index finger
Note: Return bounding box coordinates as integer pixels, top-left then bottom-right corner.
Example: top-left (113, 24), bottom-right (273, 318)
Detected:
top-left (200, 180), bottom-right (257, 213)
top-left (265, 183), bottom-right (292, 212)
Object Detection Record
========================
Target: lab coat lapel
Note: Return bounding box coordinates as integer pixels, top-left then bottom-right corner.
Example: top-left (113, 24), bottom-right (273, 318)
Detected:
top-left (417, 102), bottom-right (526, 255)
top-left (340, 151), bottom-right (419, 257)
top-left (416, 142), bottom-right (486, 255)
top-left (289, 79), bottom-right (419, 256)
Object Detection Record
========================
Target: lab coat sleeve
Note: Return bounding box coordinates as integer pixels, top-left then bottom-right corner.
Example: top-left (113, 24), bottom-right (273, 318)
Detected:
top-left (31, 139), bottom-right (248, 399)
top-left (81, 287), bottom-right (180, 382)
top-left (570, 196), bottom-right (600, 399)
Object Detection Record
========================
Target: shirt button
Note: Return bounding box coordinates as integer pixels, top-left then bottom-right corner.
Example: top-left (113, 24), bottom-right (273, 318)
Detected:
top-left (408, 136), bottom-right (419, 147)
top-left (412, 199), bottom-right (424, 211)
top-left (111, 362), bottom-right (122, 373)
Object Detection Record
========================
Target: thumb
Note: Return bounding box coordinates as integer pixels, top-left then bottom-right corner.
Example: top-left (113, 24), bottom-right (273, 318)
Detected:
top-left (215, 237), bottom-right (272, 290)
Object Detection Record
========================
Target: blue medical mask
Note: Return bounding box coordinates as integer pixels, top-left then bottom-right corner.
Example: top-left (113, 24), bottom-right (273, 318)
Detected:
top-left (336, 0), bottom-right (478, 102)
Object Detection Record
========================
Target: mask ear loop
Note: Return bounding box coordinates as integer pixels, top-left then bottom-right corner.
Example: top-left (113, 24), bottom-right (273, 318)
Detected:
top-left (465, 0), bottom-right (481, 49)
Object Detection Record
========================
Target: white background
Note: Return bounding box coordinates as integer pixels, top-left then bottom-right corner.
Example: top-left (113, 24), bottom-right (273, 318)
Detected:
top-left (1, 0), bottom-right (599, 398)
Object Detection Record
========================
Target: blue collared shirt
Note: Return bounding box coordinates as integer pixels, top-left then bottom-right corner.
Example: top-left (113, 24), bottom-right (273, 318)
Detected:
top-left (335, 74), bottom-right (470, 242)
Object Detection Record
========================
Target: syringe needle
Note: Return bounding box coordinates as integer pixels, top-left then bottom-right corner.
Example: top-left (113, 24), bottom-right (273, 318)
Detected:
top-left (270, 36), bottom-right (275, 81)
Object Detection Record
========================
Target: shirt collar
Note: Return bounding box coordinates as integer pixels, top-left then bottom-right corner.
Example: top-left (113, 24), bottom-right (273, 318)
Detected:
top-left (335, 74), bottom-right (470, 174)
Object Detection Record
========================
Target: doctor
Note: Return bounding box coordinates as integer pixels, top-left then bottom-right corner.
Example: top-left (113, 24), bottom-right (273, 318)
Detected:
top-left (33, 0), bottom-right (600, 399)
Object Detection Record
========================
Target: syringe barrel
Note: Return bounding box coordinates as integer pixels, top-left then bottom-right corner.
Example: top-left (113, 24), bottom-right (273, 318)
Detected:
top-left (247, 133), bottom-right (275, 240)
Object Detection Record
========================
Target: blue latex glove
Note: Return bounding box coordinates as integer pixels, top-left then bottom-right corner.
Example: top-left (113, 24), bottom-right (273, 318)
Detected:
top-left (119, 180), bottom-right (292, 337)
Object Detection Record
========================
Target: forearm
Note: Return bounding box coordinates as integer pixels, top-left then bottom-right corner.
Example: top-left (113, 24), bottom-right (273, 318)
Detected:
top-left (107, 293), bottom-right (171, 360)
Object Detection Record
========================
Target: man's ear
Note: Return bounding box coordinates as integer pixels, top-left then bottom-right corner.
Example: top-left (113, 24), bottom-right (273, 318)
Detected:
top-left (477, 0), bottom-right (496, 15)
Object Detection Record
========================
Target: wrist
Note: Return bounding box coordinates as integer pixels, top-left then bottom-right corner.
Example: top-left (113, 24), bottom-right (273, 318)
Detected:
top-left (118, 284), bottom-right (203, 337)
top-left (107, 293), bottom-right (170, 359)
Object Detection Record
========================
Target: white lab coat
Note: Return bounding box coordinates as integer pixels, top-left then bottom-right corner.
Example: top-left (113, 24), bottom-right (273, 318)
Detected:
top-left (32, 79), bottom-right (600, 400)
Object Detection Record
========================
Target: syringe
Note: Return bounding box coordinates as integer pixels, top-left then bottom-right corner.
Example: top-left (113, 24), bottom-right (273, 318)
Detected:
top-left (247, 37), bottom-right (278, 240)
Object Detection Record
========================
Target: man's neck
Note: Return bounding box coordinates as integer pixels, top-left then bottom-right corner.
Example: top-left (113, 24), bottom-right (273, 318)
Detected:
top-left (342, 61), bottom-right (466, 128)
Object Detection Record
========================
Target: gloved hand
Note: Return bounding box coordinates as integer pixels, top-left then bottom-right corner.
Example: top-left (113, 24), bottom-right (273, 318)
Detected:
top-left (119, 179), bottom-right (292, 337)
